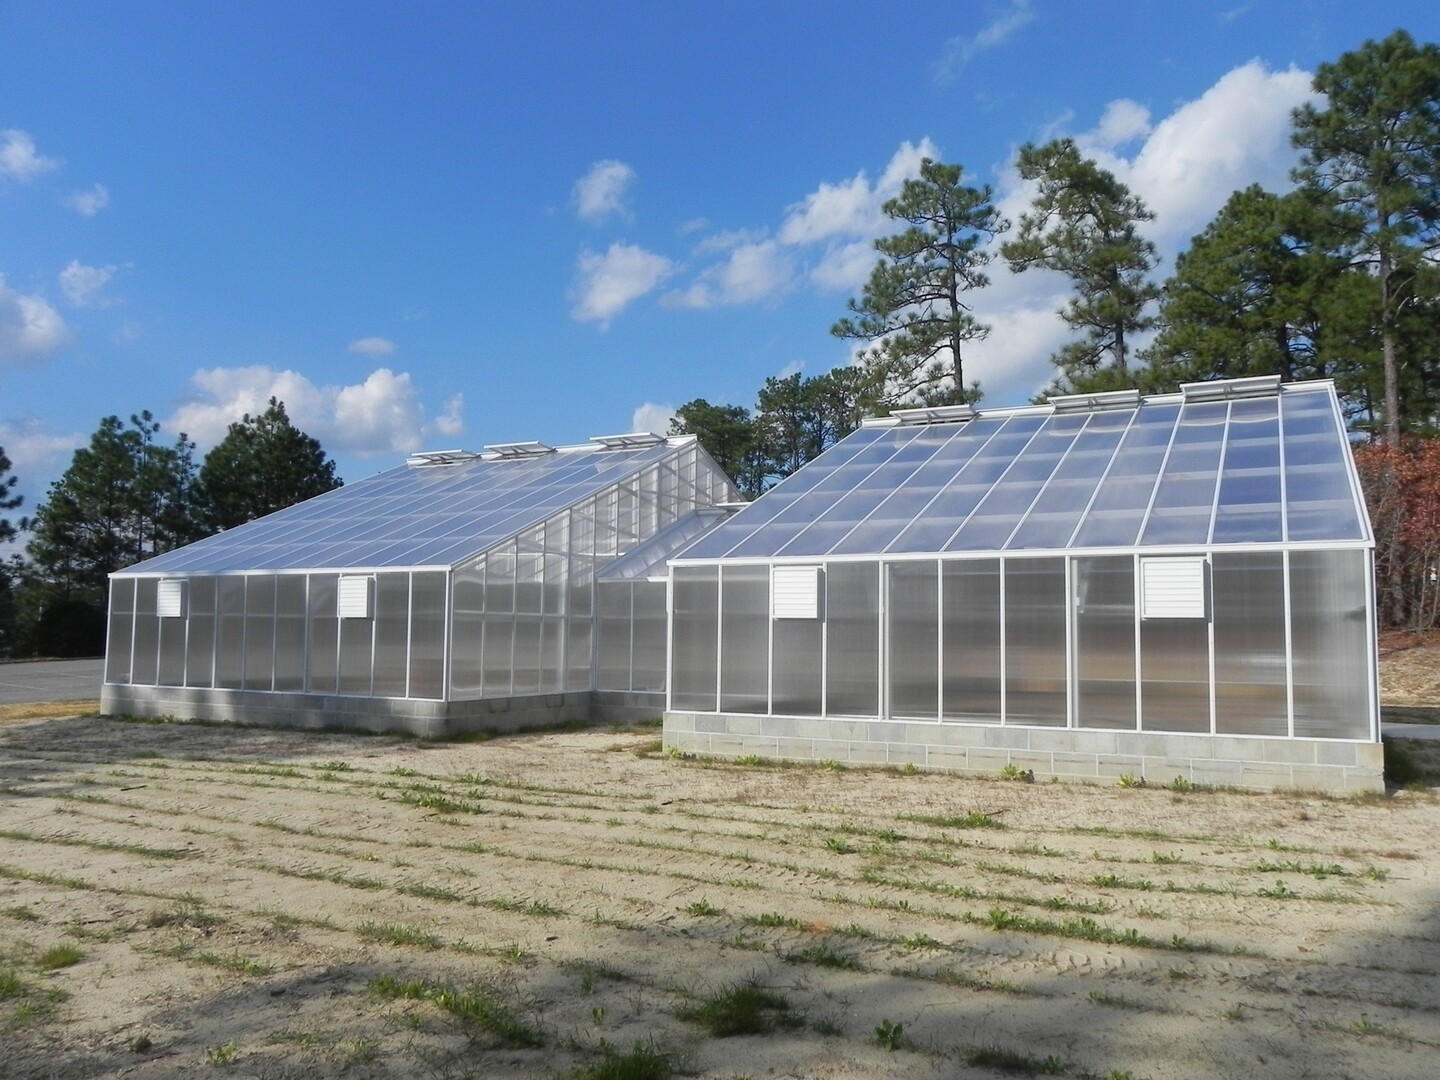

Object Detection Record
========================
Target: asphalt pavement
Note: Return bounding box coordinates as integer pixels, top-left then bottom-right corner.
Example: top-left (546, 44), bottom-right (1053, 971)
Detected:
top-left (0, 658), bottom-right (104, 704)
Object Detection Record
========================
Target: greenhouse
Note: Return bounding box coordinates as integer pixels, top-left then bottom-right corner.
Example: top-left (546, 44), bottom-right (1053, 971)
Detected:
top-left (664, 376), bottom-right (1384, 793)
top-left (101, 433), bottom-right (738, 735)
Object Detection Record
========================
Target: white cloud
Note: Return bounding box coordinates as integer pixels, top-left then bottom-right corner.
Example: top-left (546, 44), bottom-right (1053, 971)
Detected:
top-left (66, 183), bottom-right (109, 216)
top-left (570, 243), bottom-right (675, 327)
top-left (809, 240), bottom-right (878, 293)
top-left (664, 239), bottom-right (793, 310)
top-left (1091, 100), bottom-right (1152, 149)
top-left (630, 402), bottom-right (676, 436)
top-left (0, 129), bottom-right (60, 182)
top-left (965, 59), bottom-right (1319, 405)
top-left (0, 274), bottom-right (71, 365)
top-left (435, 393), bottom-right (464, 439)
top-left (167, 365), bottom-right (452, 456)
top-left (778, 138), bottom-right (939, 246)
top-left (573, 160), bottom-right (636, 224)
top-left (0, 417), bottom-right (85, 495)
top-left (932, 1), bottom-right (1036, 83)
top-left (348, 336), bottom-right (396, 356)
top-left (58, 261), bottom-right (117, 308)
top-left (1122, 61), bottom-right (1316, 249)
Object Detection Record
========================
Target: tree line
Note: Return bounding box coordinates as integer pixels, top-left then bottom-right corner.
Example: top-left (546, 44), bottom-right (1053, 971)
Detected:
top-left (672, 30), bottom-right (1440, 627)
top-left (0, 399), bottom-right (340, 657)
top-left (2, 30), bottom-right (1436, 650)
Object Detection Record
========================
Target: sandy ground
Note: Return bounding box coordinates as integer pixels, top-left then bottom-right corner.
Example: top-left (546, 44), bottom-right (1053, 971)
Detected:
top-left (2, 710), bottom-right (1439, 1080)
top-left (1379, 637), bottom-right (1440, 709)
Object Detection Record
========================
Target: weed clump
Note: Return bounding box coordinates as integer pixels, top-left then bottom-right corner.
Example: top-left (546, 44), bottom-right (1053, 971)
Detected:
top-left (675, 978), bottom-right (799, 1037)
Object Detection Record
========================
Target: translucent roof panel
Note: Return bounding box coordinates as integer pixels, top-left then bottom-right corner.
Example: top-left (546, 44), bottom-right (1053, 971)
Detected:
top-left (673, 381), bottom-right (1370, 563)
top-left (121, 440), bottom-right (728, 575)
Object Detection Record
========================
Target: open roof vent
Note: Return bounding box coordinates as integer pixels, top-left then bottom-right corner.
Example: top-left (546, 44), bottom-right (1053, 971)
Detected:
top-left (483, 441), bottom-right (557, 459)
top-left (590, 432), bottom-right (666, 450)
top-left (1049, 389), bottom-right (1142, 413)
top-left (891, 404), bottom-right (977, 426)
top-left (406, 449), bottom-right (482, 467)
top-left (1180, 375), bottom-right (1282, 402)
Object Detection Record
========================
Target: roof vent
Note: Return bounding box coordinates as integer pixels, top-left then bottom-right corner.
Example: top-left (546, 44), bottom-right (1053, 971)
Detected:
top-left (1049, 389), bottom-right (1141, 413)
top-left (891, 404), bottom-right (977, 426)
top-left (1180, 375), bottom-right (1282, 402)
top-left (407, 449), bottom-right (482, 467)
top-left (483, 441), bottom-right (557, 459)
top-left (590, 432), bottom-right (666, 449)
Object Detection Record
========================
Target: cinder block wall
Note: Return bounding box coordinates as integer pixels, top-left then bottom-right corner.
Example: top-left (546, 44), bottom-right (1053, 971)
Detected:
top-left (663, 711), bottom-right (1385, 794)
top-left (100, 685), bottom-right (664, 738)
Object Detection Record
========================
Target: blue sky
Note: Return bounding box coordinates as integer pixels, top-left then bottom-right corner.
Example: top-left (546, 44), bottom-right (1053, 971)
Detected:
top-left (2, 1), bottom-right (1437, 522)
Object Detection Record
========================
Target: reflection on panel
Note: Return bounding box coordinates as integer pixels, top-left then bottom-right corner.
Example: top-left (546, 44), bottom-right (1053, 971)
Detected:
top-left (773, 615), bottom-right (823, 716)
top-left (1075, 557), bottom-right (1136, 730)
top-left (672, 567), bottom-right (719, 711)
top-left (888, 562), bottom-right (938, 718)
top-left (1140, 598), bottom-right (1209, 733)
top-left (1290, 549), bottom-right (1370, 738)
top-left (720, 567), bottom-right (769, 713)
top-left (106, 578), bottom-right (135, 684)
top-left (943, 560), bottom-right (1001, 722)
top-left (828, 563), bottom-right (880, 716)
top-left (1004, 559), bottom-right (1067, 726)
top-left (1213, 552), bottom-right (1286, 735)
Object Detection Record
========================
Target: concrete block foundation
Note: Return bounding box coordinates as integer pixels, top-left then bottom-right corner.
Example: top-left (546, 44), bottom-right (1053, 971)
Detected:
top-left (663, 710), bottom-right (1385, 794)
top-left (100, 683), bottom-right (664, 738)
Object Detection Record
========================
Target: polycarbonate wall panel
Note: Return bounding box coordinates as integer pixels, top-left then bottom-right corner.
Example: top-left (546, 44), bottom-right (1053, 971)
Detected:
top-left (372, 574), bottom-right (411, 696)
top-left (1074, 557), bottom-right (1136, 730)
top-left (106, 578), bottom-right (135, 684)
top-left (1212, 552), bottom-right (1286, 735)
top-left (215, 576), bottom-right (246, 689)
top-left (1290, 549), bottom-right (1370, 738)
top-left (308, 575), bottom-right (339, 694)
top-left (1003, 559), bottom-right (1067, 726)
top-left (410, 572), bottom-right (446, 699)
top-left (337, 604), bottom-right (374, 696)
top-left (451, 565), bottom-right (484, 695)
top-left (482, 614), bottom-right (514, 696)
top-left (942, 560), bottom-right (1001, 721)
top-left (772, 613), bottom-right (823, 716)
top-left (512, 617), bottom-right (542, 694)
top-left (132, 578), bottom-right (159, 687)
top-left (720, 567), bottom-right (769, 713)
top-left (273, 576), bottom-right (307, 692)
top-left (1140, 610), bottom-right (1209, 733)
top-left (827, 563), bottom-right (880, 716)
top-left (632, 583), bottom-right (667, 691)
top-left (672, 567), bottom-right (719, 711)
top-left (597, 583), bottom-right (631, 691)
top-left (888, 562), bottom-right (938, 718)
top-left (242, 576), bottom-right (276, 691)
top-left (185, 577), bottom-right (216, 688)
top-left (157, 589), bottom-right (187, 687)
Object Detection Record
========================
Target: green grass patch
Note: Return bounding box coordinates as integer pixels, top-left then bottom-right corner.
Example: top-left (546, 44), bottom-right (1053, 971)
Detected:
top-left (36, 945), bottom-right (82, 970)
top-left (371, 973), bottom-right (541, 1047)
top-left (356, 921), bottom-right (443, 950)
top-left (675, 979), bottom-right (799, 1037)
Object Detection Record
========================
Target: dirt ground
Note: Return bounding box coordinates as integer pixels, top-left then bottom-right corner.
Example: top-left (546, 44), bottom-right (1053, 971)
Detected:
top-left (1379, 635), bottom-right (1440, 708)
top-left (2, 706), bottom-right (1439, 1080)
